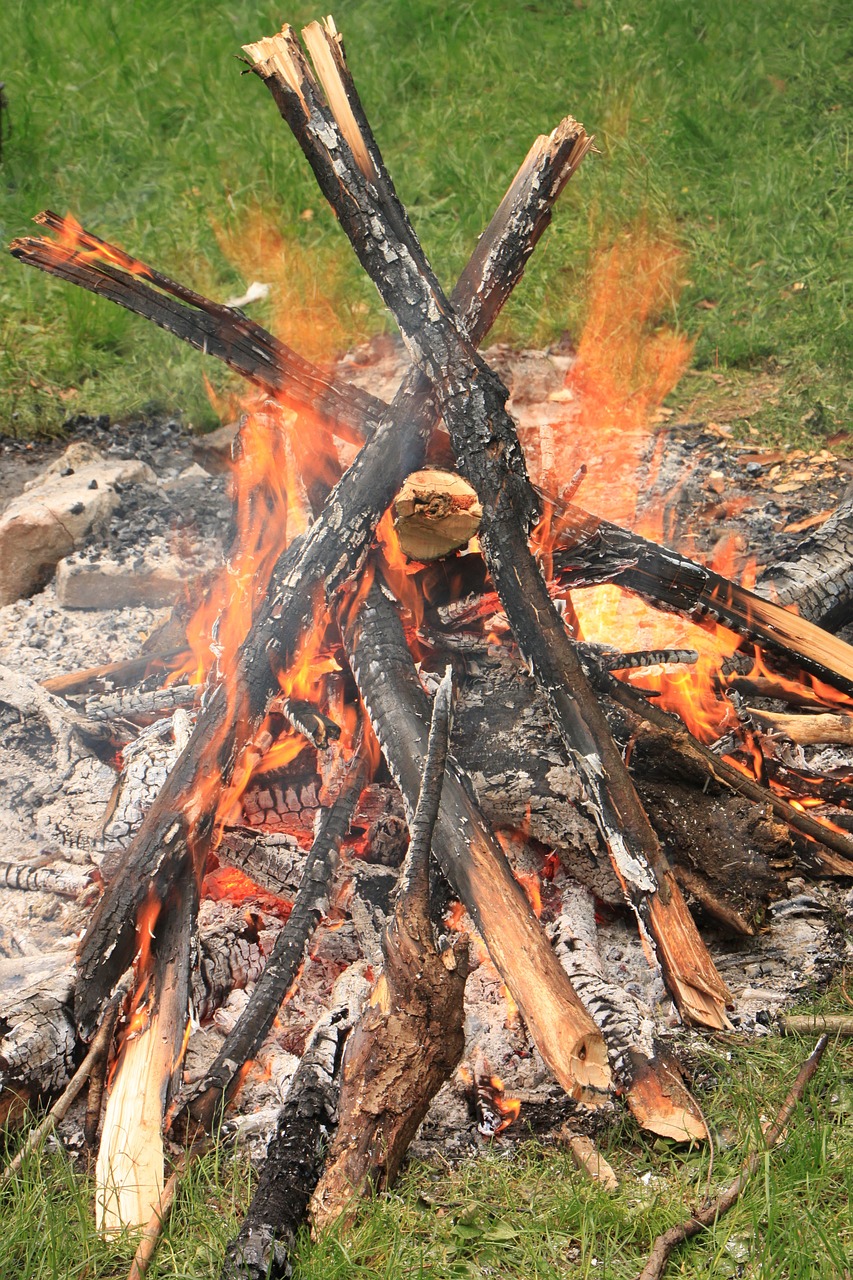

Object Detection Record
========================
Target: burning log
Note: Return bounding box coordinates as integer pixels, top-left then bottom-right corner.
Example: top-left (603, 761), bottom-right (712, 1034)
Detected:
top-left (344, 575), bottom-right (610, 1099)
top-left (71, 105), bottom-right (592, 1042)
top-left (550, 504), bottom-right (853, 699)
top-left (10, 212), bottom-right (374, 447)
top-left (309, 668), bottom-right (468, 1232)
top-left (245, 18), bottom-right (730, 1029)
top-left (177, 747), bottom-right (367, 1134)
top-left (220, 966), bottom-right (370, 1280)
top-left (596, 668), bottom-right (853, 876)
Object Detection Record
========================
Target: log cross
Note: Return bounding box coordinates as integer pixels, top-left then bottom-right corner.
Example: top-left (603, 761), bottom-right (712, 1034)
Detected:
top-left (243, 19), bottom-right (731, 1028)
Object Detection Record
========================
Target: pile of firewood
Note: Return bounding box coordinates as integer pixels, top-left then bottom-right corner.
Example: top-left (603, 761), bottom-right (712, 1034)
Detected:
top-left (5, 17), bottom-right (853, 1280)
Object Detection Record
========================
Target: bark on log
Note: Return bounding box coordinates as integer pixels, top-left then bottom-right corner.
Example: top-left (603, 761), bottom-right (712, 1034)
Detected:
top-left (310, 669), bottom-right (468, 1232)
top-left (220, 968), bottom-right (370, 1280)
top-left (245, 20), bottom-right (730, 1029)
top-left (755, 485), bottom-right (853, 631)
top-left (546, 875), bottom-right (706, 1142)
top-left (343, 575), bottom-right (610, 1100)
top-left (73, 109), bottom-right (591, 1040)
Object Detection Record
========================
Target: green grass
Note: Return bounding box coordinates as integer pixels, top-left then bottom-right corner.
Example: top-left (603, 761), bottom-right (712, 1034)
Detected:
top-left (2, 999), bottom-right (851, 1279)
top-left (0, 0), bottom-right (849, 438)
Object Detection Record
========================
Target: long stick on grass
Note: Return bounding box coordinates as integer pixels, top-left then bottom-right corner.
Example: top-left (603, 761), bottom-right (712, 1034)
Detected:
top-left (635, 1034), bottom-right (830, 1280)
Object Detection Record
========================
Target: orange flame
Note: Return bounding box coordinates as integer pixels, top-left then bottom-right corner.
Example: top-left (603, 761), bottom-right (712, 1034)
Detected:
top-left (489, 1074), bottom-right (522, 1133)
top-left (548, 220), bottom-right (694, 526)
top-left (47, 211), bottom-right (153, 278)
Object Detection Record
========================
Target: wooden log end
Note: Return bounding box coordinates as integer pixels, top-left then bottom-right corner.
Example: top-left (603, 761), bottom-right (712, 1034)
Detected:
top-left (648, 880), bottom-right (733, 1030)
top-left (625, 1053), bottom-right (707, 1144)
top-left (393, 469), bottom-right (483, 561)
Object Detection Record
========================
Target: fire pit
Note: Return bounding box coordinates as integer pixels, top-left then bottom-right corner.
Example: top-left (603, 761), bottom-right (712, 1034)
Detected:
top-left (2, 16), bottom-right (852, 1280)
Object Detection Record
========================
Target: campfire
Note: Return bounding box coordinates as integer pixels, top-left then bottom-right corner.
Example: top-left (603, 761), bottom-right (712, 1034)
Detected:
top-left (2, 17), bottom-right (852, 1280)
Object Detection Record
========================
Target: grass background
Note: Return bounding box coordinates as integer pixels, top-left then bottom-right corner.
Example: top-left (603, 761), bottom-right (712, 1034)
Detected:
top-left (2, 1010), bottom-right (852, 1279)
top-left (1, 3), bottom-right (851, 1277)
top-left (0, 0), bottom-right (849, 439)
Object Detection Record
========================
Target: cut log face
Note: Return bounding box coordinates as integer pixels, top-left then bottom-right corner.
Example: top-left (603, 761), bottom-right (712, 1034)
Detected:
top-left (393, 469), bottom-right (483, 561)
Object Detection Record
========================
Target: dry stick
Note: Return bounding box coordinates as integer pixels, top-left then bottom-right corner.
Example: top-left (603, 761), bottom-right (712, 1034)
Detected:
top-left (175, 748), bottom-right (368, 1135)
top-left (635, 1035), bottom-right (830, 1280)
top-left (343, 574), bottom-right (610, 1100)
top-left (780, 1014), bottom-right (853, 1036)
top-left (70, 110), bottom-right (591, 1040)
top-left (0, 968), bottom-right (133, 1186)
top-left (595, 667), bottom-right (853, 873)
top-left (40, 649), bottom-right (189, 698)
top-left (310, 667), bottom-right (468, 1232)
top-left (245, 21), bottom-right (730, 1029)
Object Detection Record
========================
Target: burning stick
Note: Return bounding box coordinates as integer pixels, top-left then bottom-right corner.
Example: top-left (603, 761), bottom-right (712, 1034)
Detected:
top-left (309, 668), bottom-right (468, 1233)
top-left (244, 18), bottom-right (730, 1030)
top-left (71, 104), bottom-right (591, 1043)
top-left (175, 747), bottom-right (367, 1134)
top-left (635, 1035), bottom-right (830, 1280)
top-left (96, 879), bottom-right (196, 1237)
top-left (344, 575), bottom-right (610, 1100)
top-left (597, 668), bottom-right (853, 874)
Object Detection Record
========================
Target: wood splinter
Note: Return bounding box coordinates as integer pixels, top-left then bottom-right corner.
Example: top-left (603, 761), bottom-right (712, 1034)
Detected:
top-left (309, 667), bottom-right (468, 1234)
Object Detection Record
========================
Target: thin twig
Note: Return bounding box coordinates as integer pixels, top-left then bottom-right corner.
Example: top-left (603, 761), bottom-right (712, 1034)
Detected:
top-left (1, 969), bottom-right (133, 1185)
top-left (635, 1035), bottom-right (830, 1280)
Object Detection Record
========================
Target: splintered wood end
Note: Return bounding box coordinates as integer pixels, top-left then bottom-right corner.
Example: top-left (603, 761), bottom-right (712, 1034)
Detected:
top-left (301, 19), bottom-right (376, 181)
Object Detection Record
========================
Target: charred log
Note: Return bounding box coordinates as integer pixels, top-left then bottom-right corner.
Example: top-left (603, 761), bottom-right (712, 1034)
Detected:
top-left (220, 968), bottom-right (370, 1280)
top-left (755, 485), bottom-right (853, 631)
top-left (247, 21), bottom-right (729, 1028)
top-left (73, 110), bottom-right (591, 1039)
top-left (343, 575), bottom-right (610, 1100)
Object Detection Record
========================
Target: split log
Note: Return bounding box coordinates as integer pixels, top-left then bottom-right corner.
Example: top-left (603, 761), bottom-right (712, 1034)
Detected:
top-left (176, 749), bottom-right (367, 1135)
top-left (72, 108), bottom-right (591, 1040)
top-left (96, 877), bottom-right (196, 1236)
top-left (310, 668), bottom-right (468, 1232)
top-left (745, 708), bottom-right (853, 746)
top-left (220, 966), bottom-right (371, 1280)
top-left (755, 485), bottom-right (853, 631)
top-left (344, 575), bottom-right (610, 1100)
top-left (245, 20), bottom-right (730, 1029)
